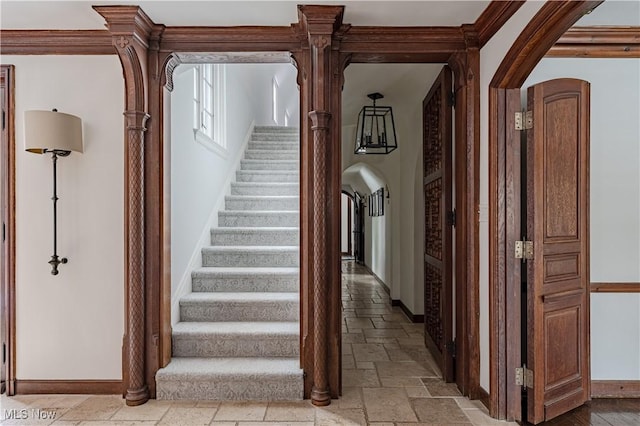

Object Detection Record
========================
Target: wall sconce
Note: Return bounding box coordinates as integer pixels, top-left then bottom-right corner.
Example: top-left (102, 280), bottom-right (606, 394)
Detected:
top-left (354, 92), bottom-right (398, 155)
top-left (25, 109), bottom-right (83, 275)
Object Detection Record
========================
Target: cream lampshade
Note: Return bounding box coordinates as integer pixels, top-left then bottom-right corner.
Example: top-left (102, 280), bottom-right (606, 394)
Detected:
top-left (24, 110), bottom-right (84, 154)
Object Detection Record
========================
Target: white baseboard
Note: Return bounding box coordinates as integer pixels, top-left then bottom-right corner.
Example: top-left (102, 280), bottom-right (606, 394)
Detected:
top-left (171, 120), bottom-right (256, 325)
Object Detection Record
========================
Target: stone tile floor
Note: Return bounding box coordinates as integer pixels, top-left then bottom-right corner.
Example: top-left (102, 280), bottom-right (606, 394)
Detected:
top-left (0, 261), bottom-right (516, 425)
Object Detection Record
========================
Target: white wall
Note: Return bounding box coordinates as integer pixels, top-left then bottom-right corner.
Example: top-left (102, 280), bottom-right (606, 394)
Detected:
top-left (525, 58), bottom-right (640, 380)
top-left (1, 55), bottom-right (125, 379)
top-left (170, 63), bottom-right (298, 325)
top-left (478, 1), bottom-right (545, 392)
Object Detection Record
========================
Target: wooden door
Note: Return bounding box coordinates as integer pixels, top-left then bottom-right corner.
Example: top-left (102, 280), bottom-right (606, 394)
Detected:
top-left (423, 65), bottom-right (454, 382)
top-left (526, 78), bottom-right (590, 424)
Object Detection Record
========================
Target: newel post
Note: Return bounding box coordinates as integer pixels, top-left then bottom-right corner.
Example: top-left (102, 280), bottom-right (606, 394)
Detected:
top-left (94, 5), bottom-right (154, 406)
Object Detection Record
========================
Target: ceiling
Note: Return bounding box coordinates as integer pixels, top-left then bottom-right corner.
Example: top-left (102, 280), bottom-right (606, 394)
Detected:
top-left (0, 1), bottom-right (490, 30)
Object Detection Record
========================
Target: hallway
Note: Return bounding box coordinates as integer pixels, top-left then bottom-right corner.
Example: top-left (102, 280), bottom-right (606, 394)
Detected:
top-left (0, 261), bottom-right (514, 425)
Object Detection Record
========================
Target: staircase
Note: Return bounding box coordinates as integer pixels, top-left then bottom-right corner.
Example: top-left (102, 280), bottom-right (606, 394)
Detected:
top-left (157, 126), bottom-right (303, 401)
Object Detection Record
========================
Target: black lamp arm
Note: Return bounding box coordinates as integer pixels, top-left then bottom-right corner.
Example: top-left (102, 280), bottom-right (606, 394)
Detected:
top-left (46, 149), bottom-right (71, 275)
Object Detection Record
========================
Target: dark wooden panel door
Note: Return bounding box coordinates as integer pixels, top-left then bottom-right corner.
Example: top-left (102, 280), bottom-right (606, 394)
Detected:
top-left (423, 65), bottom-right (454, 382)
top-left (526, 78), bottom-right (590, 424)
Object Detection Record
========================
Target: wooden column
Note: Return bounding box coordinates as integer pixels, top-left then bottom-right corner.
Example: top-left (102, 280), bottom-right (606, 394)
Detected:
top-left (448, 24), bottom-right (480, 400)
top-left (297, 5), bottom-right (346, 406)
top-left (93, 6), bottom-right (154, 406)
top-left (144, 24), bottom-right (170, 399)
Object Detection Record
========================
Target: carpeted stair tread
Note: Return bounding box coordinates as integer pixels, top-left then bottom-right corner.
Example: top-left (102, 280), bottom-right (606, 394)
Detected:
top-left (210, 227), bottom-right (298, 246)
top-left (157, 357), bottom-right (302, 379)
top-left (231, 182), bottom-right (299, 195)
top-left (240, 160), bottom-right (299, 170)
top-left (181, 291), bottom-right (298, 303)
top-left (192, 267), bottom-right (299, 293)
top-left (193, 266), bottom-right (299, 275)
top-left (173, 321), bottom-right (299, 337)
top-left (236, 170), bottom-right (299, 182)
top-left (172, 322), bottom-right (300, 357)
top-left (244, 150), bottom-right (299, 160)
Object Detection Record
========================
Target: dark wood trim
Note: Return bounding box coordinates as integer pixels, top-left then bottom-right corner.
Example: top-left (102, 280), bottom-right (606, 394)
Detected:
top-left (159, 26), bottom-right (300, 53)
top-left (15, 380), bottom-right (123, 395)
top-left (341, 26), bottom-right (464, 63)
top-left (591, 380), bottom-right (640, 398)
top-left (474, 1), bottom-right (526, 48)
top-left (0, 65), bottom-right (16, 396)
top-left (591, 282), bottom-right (640, 293)
top-left (448, 25), bottom-right (481, 400)
top-left (548, 26), bottom-right (640, 58)
top-left (478, 386), bottom-right (491, 410)
top-left (490, 1), bottom-right (604, 89)
top-left (145, 27), bottom-right (172, 401)
top-left (391, 300), bottom-right (425, 323)
top-left (487, 1), bottom-right (604, 421)
top-left (0, 30), bottom-right (115, 55)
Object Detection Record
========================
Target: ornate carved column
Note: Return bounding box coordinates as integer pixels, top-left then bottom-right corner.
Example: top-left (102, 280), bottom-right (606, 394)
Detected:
top-left (93, 6), bottom-right (154, 406)
top-left (309, 110), bottom-right (331, 405)
top-left (297, 5), bottom-right (346, 407)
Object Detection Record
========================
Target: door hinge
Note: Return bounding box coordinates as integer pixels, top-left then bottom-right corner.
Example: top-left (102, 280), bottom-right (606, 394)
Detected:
top-left (515, 238), bottom-right (534, 261)
top-left (445, 340), bottom-right (456, 358)
top-left (1, 110), bottom-right (5, 131)
top-left (449, 91), bottom-right (456, 108)
top-left (515, 365), bottom-right (533, 388)
top-left (515, 110), bottom-right (533, 130)
top-left (446, 209), bottom-right (456, 227)
top-left (2, 343), bottom-right (5, 364)
top-left (2, 222), bottom-right (5, 242)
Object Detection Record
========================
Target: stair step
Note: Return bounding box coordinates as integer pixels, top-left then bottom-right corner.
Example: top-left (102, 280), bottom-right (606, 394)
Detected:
top-left (156, 357), bottom-right (303, 401)
top-left (251, 133), bottom-right (299, 141)
top-left (225, 195), bottom-right (299, 211)
top-left (244, 150), bottom-right (299, 161)
top-left (248, 142), bottom-right (299, 151)
top-left (202, 245), bottom-right (298, 267)
top-left (219, 210), bottom-right (298, 227)
top-left (240, 159), bottom-right (298, 171)
top-left (254, 126), bottom-right (299, 133)
top-left (172, 321), bottom-right (299, 357)
top-left (180, 292), bottom-right (299, 322)
top-left (231, 182), bottom-right (299, 196)
top-left (192, 267), bottom-right (299, 292)
top-left (236, 170), bottom-right (299, 183)
top-left (211, 227), bottom-right (298, 246)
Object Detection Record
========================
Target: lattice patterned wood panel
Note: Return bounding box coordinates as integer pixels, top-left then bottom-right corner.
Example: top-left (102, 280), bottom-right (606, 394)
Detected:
top-left (425, 178), bottom-right (443, 261)
top-left (424, 85), bottom-right (442, 177)
top-left (424, 262), bottom-right (443, 351)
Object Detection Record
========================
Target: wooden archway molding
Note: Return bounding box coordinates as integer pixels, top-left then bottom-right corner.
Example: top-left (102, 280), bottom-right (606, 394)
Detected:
top-left (487, 0), bottom-right (603, 420)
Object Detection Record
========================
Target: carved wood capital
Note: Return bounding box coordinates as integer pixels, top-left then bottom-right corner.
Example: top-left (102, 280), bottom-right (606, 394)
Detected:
top-left (309, 111), bottom-right (331, 130)
top-left (93, 6), bottom-right (154, 49)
